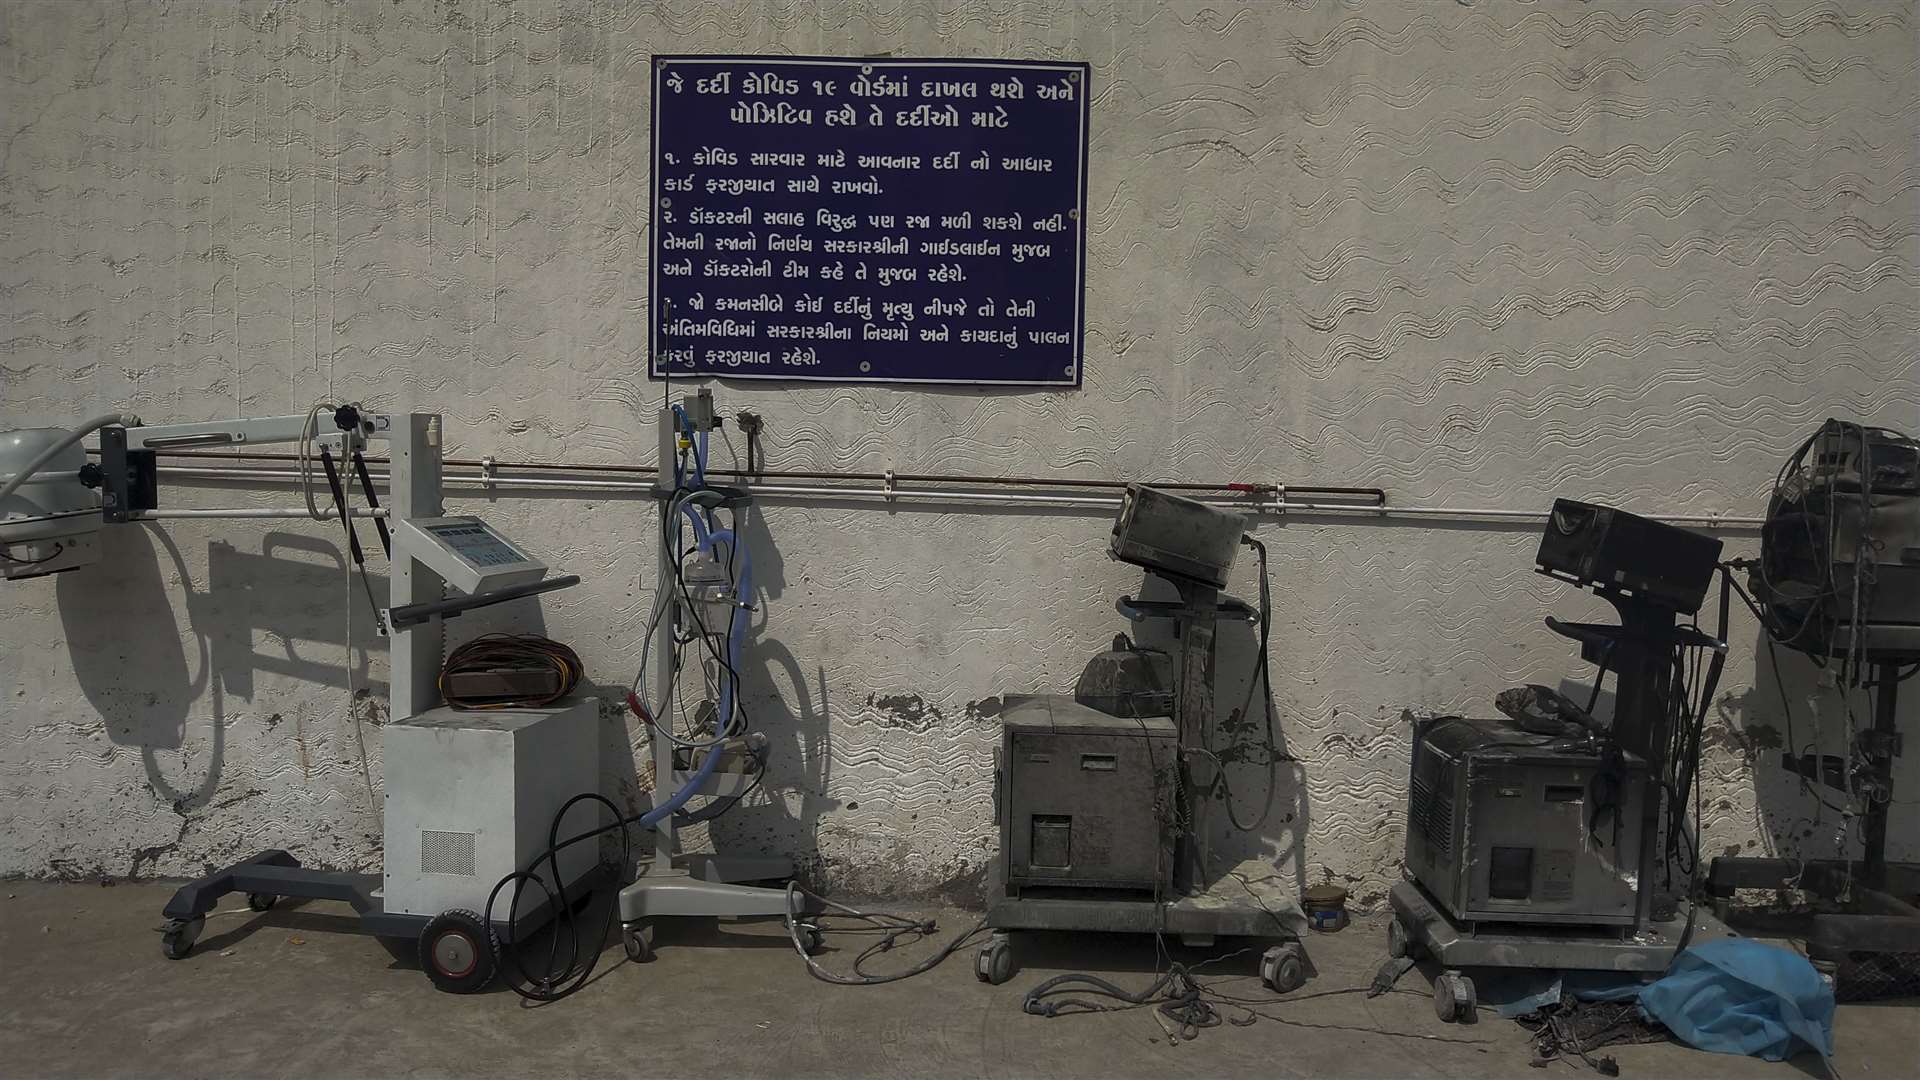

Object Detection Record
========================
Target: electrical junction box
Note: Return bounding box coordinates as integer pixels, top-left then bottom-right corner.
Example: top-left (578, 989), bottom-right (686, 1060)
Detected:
top-left (998, 695), bottom-right (1177, 893)
top-left (1405, 716), bottom-right (1650, 927)
top-left (382, 699), bottom-right (599, 921)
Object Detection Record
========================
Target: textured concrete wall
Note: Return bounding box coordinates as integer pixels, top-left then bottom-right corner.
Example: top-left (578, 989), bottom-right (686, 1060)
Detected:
top-left (2, 1), bottom-right (1915, 905)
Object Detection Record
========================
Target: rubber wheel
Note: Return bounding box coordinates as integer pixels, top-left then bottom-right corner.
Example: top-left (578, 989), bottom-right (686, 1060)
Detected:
top-left (800, 924), bottom-right (825, 955)
top-left (1434, 972), bottom-right (1475, 1023)
top-left (419, 909), bottom-right (499, 994)
top-left (247, 893), bottom-right (277, 912)
top-left (1451, 973), bottom-right (1477, 1023)
top-left (1386, 918), bottom-right (1409, 958)
top-left (1262, 943), bottom-right (1307, 993)
top-left (975, 940), bottom-right (1015, 985)
top-left (622, 920), bottom-right (656, 964)
top-left (1434, 975), bottom-right (1457, 1022)
top-left (160, 917), bottom-right (204, 960)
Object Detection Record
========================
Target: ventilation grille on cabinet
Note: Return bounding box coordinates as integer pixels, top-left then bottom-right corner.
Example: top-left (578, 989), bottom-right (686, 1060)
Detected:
top-left (420, 830), bottom-right (476, 876)
top-left (1410, 777), bottom-right (1454, 861)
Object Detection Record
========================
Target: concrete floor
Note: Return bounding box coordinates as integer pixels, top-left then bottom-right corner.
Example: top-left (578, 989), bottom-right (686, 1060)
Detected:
top-left (0, 880), bottom-right (1899, 1078)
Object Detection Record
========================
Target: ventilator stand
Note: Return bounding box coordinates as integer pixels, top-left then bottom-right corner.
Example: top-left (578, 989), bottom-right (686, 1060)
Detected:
top-left (1388, 586), bottom-right (1731, 1022)
top-left (978, 569), bottom-right (1309, 990)
top-left (615, 393), bottom-right (814, 962)
top-left (1708, 658), bottom-right (1920, 999)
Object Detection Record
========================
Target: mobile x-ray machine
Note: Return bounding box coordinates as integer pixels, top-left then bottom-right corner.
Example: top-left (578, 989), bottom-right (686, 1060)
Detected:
top-left (1, 408), bottom-right (593, 991)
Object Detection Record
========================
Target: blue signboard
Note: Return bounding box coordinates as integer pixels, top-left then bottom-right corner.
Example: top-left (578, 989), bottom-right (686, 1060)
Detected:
top-left (650, 56), bottom-right (1091, 386)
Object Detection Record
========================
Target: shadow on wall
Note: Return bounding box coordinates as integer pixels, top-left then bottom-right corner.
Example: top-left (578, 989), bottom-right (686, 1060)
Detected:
top-left (1733, 632), bottom-right (1919, 865)
top-left (702, 501), bottom-right (836, 879)
top-left (55, 525), bottom-right (390, 816)
top-left (1128, 568), bottom-right (1314, 898)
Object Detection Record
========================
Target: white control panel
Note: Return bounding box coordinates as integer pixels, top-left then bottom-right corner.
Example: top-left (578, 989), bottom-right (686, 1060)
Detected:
top-left (394, 516), bottom-right (547, 595)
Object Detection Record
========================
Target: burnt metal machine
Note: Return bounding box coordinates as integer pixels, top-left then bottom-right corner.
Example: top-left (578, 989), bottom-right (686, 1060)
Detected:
top-left (1707, 421), bottom-right (1920, 999)
top-left (978, 484), bottom-right (1308, 989)
top-left (1389, 500), bottom-right (1731, 1022)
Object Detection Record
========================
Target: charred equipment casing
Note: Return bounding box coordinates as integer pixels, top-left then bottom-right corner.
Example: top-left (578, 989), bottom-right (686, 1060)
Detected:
top-left (1406, 717), bottom-right (1652, 927)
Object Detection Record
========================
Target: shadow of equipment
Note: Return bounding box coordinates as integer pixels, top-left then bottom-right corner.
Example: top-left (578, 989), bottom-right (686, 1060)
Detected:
top-left (55, 524), bottom-right (391, 817)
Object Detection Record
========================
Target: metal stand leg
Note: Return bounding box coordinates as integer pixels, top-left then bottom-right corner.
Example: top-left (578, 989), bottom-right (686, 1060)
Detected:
top-left (618, 866), bottom-right (810, 920)
top-left (1861, 662), bottom-right (1900, 892)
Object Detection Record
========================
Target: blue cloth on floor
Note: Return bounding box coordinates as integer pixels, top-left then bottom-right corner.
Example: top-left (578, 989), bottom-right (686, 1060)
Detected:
top-left (1565, 969), bottom-right (1645, 1003)
top-left (1638, 940), bottom-right (1834, 1062)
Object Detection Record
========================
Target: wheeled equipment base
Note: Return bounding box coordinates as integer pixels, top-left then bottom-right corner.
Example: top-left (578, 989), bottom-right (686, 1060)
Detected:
top-left (614, 853), bottom-right (827, 962)
top-left (1707, 856), bottom-right (1920, 999)
top-left (1387, 879), bottom-right (1726, 1023)
top-left (978, 866), bottom-right (1311, 991)
top-left (159, 848), bottom-right (599, 992)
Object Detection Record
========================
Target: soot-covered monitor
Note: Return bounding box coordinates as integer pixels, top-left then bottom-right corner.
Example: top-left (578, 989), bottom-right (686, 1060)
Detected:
top-left (1535, 500), bottom-right (1721, 615)
top-left (1109, 484), bottom-right (1245, 589)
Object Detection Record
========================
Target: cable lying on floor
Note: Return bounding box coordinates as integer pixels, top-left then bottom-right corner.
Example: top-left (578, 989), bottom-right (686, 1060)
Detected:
top-left (1024, 965), bottom-right (1242, 1039)
top-left (1025, 955), bottom-right (1494, 1046)
top-left (782, 882), bottom-right (988, 985)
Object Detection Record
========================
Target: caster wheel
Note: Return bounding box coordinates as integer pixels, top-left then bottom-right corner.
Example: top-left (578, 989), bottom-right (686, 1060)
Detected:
top-left (1261, 942), bottom-right (1307, 993)
top-left (1434, 971), bottom-right (1476, 1024)
top-left (1387, 918), bottom-right (1422, 960)
top-left (246, 893), bottom-right (277, 912)
top-left (419, 909), bottom-right (499, 994)
top-left (622, 920), bottom-right (656, 964)
top-left (975, 937), bottom-right (1016, 985)
top-left (798, 924), bottom-right (825, 955)
top-left (160, 917), bottom-right (204, 960)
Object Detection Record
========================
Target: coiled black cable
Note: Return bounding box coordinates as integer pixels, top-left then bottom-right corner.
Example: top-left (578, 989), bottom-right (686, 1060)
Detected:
top-left (782, 882), bottom-right (987, 985)
top-left (483, 792), bottom-right (642, 1004)
top-left (1023, 965), bottom-right (1234, 1038)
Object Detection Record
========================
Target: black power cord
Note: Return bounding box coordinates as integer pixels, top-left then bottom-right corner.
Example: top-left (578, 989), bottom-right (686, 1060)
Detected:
top-left (484, 792), bottom-right (646, 1004)
top-left (781, 882), bottom-right (987, 985)
top-left (1217, 534), bottom-right (1291, 832)
top-left (1024, 965), bottom-right (1235, 1038)
top-left (0, 541), bottom-right (64, 565)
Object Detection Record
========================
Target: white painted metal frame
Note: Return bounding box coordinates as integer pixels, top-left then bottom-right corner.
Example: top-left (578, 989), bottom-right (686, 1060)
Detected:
top-left (617, 399), bottom-right (799, 927)
top-left (117, 410), bottom-right (453, 721)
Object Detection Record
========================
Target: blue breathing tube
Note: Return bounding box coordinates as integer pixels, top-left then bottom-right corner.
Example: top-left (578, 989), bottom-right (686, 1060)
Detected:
top-left (636, 416), bottom-right (748, 828)
top-left (636, 526), bottom-right (749, 828)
